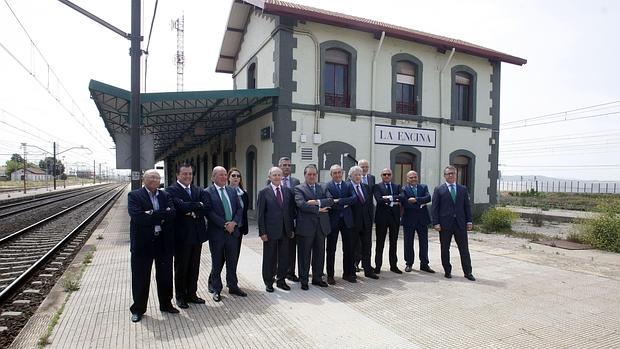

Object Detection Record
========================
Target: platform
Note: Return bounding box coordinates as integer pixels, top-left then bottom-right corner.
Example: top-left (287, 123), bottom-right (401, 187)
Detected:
top-left (10, 190), bottom-right (620, 348)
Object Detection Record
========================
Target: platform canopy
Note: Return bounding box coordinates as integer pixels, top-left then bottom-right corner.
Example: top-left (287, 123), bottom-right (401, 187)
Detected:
top-left (89, 80), bottom-right (278, 161)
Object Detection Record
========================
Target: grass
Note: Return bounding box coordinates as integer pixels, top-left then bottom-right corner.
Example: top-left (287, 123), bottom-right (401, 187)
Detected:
top-left (500, 191), bottom-right (620, 212)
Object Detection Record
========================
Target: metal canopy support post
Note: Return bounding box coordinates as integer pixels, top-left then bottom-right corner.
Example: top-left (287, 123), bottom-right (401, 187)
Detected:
top-left (130, 0), bottom-right (142, 190)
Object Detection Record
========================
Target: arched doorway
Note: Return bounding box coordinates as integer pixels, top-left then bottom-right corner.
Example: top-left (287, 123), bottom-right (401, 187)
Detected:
top-left (450, 149), bottom-right (476, 200)
top-left (317, 141), bottom-right (356, 182)
top-left (389, 146), bottom-right (422, 186)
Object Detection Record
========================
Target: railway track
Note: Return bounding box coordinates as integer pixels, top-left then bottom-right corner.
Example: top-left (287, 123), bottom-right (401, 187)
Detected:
top-left (0, 185), bottom-right (104, 219)
top-left (0, 183), bottom-right (126, 347)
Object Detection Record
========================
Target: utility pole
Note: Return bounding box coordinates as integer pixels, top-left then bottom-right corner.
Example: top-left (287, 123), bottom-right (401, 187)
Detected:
top-left (53, 141), bottom-right (57, 190)
top-left (21, 143), bottom-right (27, 194)
top-left (93, 160), bottom-right (96, 185)
top-left (98, 163), bottom-right (102, 184)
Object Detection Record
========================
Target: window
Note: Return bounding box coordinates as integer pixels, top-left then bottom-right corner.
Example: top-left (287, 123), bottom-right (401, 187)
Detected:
top-left (451, 65), bottom-right (476, 122)
top-left (395, 61), bottom-right (417, 115)
top-left (324, 49), bottom-right (350, 108)
top-left (455, 73), bottom-right (471, 121)
top-left (247, 63), bottom-right (256, 89)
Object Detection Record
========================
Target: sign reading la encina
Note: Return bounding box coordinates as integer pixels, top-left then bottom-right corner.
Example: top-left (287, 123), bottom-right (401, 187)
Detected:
top-left (374, 124), bottom-right (436, 148)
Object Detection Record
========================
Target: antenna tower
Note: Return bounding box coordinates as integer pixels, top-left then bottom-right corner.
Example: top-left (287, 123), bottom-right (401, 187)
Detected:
top-left (172, 15), bottom-right (185, 91)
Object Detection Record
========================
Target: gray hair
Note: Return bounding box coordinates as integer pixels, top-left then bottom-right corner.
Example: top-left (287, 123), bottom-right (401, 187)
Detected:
top-left (348, 165), bottom-right (362, 178)
top-left (143, 169), bottom-right (160, 180)
top-left (329, 164), bottom-right (342, 174)
top-left (268, 166), bottom-right (282, 176)
top-left (443, 165), bottom-right (457, 174)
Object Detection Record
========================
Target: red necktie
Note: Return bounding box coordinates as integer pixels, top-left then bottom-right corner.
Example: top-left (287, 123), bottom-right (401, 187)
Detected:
top-left (276, 187), bottom-right (284, 207)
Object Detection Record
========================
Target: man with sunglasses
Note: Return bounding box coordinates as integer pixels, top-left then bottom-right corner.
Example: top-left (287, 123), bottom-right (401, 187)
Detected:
top-left (373, 168), bottom-right (403, 274)
top-left (431, 165), bottom-right (475, 281)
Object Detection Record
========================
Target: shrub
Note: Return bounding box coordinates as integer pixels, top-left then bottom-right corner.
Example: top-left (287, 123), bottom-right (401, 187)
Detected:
top-left (580, 204), bottom-right (620, 252)
top-left (480, 207), bottom-right (517, 233)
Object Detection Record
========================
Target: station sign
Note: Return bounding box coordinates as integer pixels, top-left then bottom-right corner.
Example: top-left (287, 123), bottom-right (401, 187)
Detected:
top-left (374, 124), bottom-right (436, 148)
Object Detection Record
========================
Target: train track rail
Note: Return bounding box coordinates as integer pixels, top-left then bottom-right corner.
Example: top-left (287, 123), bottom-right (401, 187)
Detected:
top-left (0, 184), bottom-right (126, 347)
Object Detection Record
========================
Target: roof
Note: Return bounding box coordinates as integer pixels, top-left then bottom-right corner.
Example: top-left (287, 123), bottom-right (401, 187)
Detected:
top-left (217, 0), bottom-right (526, 73)
top-left (89, 80), bottom-right (278, 161)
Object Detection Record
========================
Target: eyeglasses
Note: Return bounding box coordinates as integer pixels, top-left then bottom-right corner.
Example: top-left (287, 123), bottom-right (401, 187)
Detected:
top-left (230, 174), bottom-right (241, 178)
top-left (381, 173), bottom-right (391, 176)
top-left (444, 172), bottom-right (456, 176)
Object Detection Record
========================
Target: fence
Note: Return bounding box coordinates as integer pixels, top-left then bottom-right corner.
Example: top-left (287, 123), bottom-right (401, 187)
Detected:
top-left (498, 180), bottom-right (620, 194)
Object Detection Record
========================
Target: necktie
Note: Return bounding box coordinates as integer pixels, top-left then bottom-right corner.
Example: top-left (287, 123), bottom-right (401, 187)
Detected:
top-left (220, 187), bottom-right (233, 221)
top-left (185, 186), bottom-right (191, 197)
top-left (449, 184), bottom-right (456, 203)
top-left (362, 176), bottom-right (368, 184)
top-left (310, 184), bottom-right (316, 195)
top-left (412, 185), bottom-right (417, 197)
top-left (283, 177), bottom-right (289, 188)
top-left (336, 182), bottom-right (341, 194)
top-left (276, 187), bottom-right (283, 207)
top-left (356, 185), bottom-right (365, 203)
top-left (387, 183), bottom-right (393, 195)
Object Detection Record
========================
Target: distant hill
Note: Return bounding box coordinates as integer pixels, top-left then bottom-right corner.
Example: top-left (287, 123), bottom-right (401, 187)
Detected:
top-left (500, 175), bottom-right (620, 184)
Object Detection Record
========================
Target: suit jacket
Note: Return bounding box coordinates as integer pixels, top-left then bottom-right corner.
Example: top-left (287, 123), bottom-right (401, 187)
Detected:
top-left (233, 188), bottom-right (250, 235)
top-left (400, 183), bottom-right (431, 227)
top-left (431, 182), bottom-right (472, 232)
top-left (166, 182), bottom-right (208, 244)
top-left (203, 184), bottom-right (243, 240)
top-left (350, 182), bottom-right (373, 231)
top-left (128, 187), bottom-right (176, 257)
top-left (373, 181), bottom-right (402, 225)
top-left (325, 180), bottom-right (357, 230)
top-left (362, 174), bottom-right (376, 188)
top-left (294, 183), bottom-right (333, 237)
top-left (256, 185), bottom-right (295, 240)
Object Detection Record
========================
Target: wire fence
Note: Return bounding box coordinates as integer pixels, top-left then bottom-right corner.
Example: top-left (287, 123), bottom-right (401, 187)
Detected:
top-left (498, 180), bottom-right (620, 194)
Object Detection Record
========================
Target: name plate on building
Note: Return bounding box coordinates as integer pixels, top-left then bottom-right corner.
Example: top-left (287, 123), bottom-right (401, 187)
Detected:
top-left (374, 125), bottom-right (436, 148)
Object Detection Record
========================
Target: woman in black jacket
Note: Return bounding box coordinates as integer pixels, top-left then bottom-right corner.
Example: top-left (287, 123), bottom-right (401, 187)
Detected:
top-left (228, 167), bottom-right (249, 261)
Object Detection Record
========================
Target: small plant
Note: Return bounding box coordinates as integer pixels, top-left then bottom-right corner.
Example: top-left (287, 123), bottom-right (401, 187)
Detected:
top-left (38, 303), bottom-right (65, 347)
top-left (579, 203), bottom-right (620, 252)
top-left (62, 277), bottom-right (80, 292)
top-left (96, 234), bottom-right (104, 240)
top-left (566, 230), bottom-right (583, 243)
top-left (83, 251), bottom-right (94, 265)
top-left (480, 207), bottom-right (517, 233)
top-left (529, 209), bottom-right (544, 227)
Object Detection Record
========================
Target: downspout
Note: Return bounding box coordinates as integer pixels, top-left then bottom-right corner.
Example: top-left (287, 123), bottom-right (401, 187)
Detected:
top-left (438, 47), bottom-right (455, 181)
top-left (370, 31), bottom-right (385, 172)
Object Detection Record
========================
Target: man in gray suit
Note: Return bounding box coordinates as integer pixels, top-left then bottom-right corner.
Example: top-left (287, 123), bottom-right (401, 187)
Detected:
top-left (278, 157), bottom-right (302, 282)
top-left (431, 165), bottom-right (475, 281)
top-left (294, 164), bottom-right (333, 290)
top-left (257, 167), bottom-right (295, 293)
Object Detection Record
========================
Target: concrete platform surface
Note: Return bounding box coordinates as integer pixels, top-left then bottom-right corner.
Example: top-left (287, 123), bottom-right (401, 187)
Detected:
top-left (11, 193), bottom-right (620, 348)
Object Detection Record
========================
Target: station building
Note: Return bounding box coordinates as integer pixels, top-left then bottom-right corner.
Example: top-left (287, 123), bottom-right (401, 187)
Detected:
top-left (92, 0), bottom-right (526, 212)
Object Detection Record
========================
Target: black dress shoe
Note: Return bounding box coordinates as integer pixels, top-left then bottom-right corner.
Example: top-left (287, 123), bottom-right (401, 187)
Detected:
top-left (420, 265), bottom-right (436, 274)
top-left (266, 285), bottom-right (274, 293)
top-left (131, 313), bottom-right (142, 322)
top-left (444, 272), bottom-right (452, 279)
top-left (364, 272), bottom-right (379, 280)
top-left (160, 305), bottom-right (180, 314)
top-left (343, 275), bottom-right (357, 283)
top-left (390, 267), bottom-right (403, 274)
top-left (276, 280), bottom-right (291, 290)
top-left (213, 293), bottom-right (222, 302)
top-left (405, 265), bottom-right (413, 272)
top-left (286, 274), bottom-right (300, 282)
top-left (311, 280), bottom-right (328, 287)
top-left (301, 283), bottom-right (309, 290)
top-left (327, 276), bottom-right (336, 285)
top-left (229, 288), bottom-right (248, 297)
top-left (373, 267), bottom-right (381, 274)
top-left (187, 296), bottom-right (206, 304)
top-left (465, 274), bottom-right (476, 281)
top-left (208, 284), bottom-right (215, 294)
top-left (176, 299), bottom-right (189, 309)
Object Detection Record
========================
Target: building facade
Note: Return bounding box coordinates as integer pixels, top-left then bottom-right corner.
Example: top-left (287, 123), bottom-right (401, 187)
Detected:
top-left (171, 0), bottom-right (526, 211)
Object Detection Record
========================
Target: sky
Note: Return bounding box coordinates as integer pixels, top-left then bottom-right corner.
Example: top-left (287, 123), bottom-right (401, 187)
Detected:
top-left (1, 0), bottom-right (619, 180)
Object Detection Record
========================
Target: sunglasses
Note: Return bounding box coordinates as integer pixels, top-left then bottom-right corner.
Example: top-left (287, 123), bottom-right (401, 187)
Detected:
top-left (381, 173), bottom-right (392, 176)
top-left (230, 174), bottom-right (241, 178)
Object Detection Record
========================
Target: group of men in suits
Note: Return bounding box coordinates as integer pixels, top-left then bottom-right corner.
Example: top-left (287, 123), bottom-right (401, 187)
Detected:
top-left (127, 165), bottom-right (247, 323)
top-left (128, 159), bottom-right (476, 321)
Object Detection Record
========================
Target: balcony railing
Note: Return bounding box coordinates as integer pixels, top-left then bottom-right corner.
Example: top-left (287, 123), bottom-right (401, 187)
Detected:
top-left (325, 93), bottom-right (350, 108)
top-left (396, 101), bottom-right (417, 115)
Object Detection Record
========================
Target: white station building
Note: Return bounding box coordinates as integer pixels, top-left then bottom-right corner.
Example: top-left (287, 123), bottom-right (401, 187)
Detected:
top-left (93, 0), bottom-right (526, 212)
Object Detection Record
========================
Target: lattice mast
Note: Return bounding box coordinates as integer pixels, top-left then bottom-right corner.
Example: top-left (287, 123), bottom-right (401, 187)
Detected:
top-left (172, 15), bottom-right (185, 92)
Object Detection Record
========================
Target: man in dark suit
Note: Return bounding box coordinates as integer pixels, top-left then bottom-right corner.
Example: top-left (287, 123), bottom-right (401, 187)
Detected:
top-left (431, 165), bottom-right (475, 281)
top-left (348, 166), bottom-right (379, 280)
top-left (400, 170), bottom-right (435, 274)
top-left (325, 164), bottom-right (357, 284)
top-left (204, 166), bottom-right (246, 301)
top-left (373, 168), bottom-right (403, 274)
top-left (128, 170), bottom-right (178, 322)
top-left (166, 164), bottom-right (208, 309)
top-left (293, 164), bottom-right (333, 290)
top-left (257, 167), bottom-right (295, 292)
top-left (278, 157), bottom-right (302, 283)
top-left (354, 159), bottom-right (375, 271)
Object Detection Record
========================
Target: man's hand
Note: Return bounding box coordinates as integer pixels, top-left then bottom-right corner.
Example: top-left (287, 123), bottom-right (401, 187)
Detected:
top-left (433, 224), bottom-right (441, 232)
top-left (145, 210), bottom-right (153, 215)
top-left (306, 199), bottom-right (318, 206)
top-left (319, 207), bottom-right (329, 213)
top-left (260, 234), bottom-right (268, 242)
top-left (408, 197), bottom-right (417, 203)
top-left (333, 198), bottom-right (340, 204)
top-left (467, 223), bottom-right (473, 231)
top-left (224, 221), bottom-right (237, 233)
